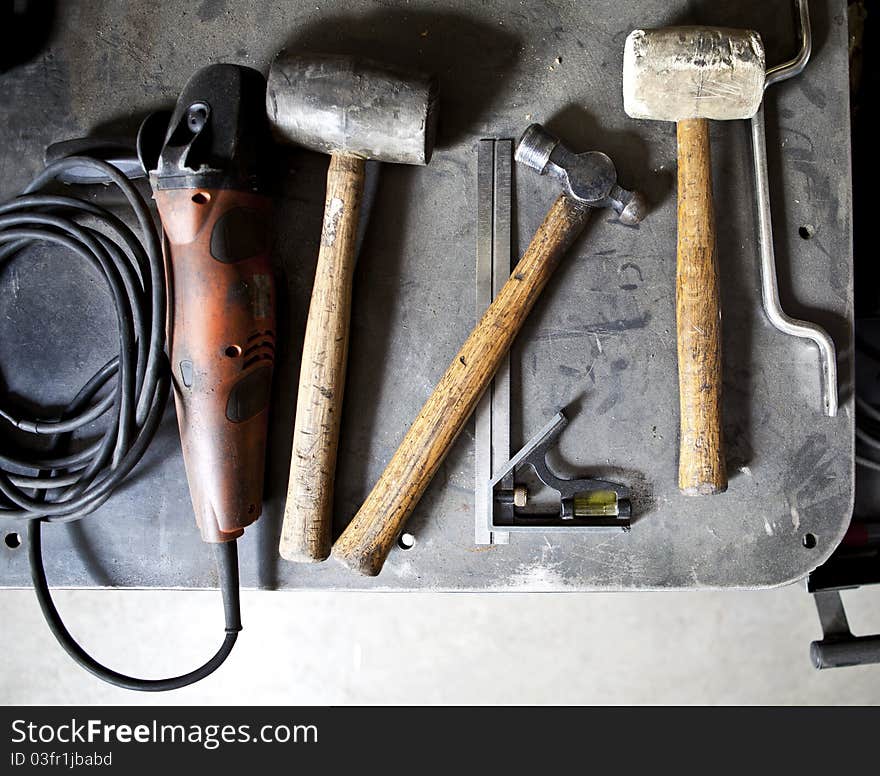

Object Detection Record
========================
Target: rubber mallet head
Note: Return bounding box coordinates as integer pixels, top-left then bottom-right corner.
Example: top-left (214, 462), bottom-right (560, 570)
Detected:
top-left (623, 27), bottom-right (765, 122)
top-left (266, 53), bottom-right (439, 164)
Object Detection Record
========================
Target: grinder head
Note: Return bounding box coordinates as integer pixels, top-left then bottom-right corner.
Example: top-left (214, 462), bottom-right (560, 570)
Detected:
top-left (266, 53), bottom-right (439, 165)
top-left (623, 26), bottom-right (766, 123)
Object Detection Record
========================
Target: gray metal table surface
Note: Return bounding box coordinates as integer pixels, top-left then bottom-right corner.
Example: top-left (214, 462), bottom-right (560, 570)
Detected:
top-left (0, 0), bottom-right (854, 591)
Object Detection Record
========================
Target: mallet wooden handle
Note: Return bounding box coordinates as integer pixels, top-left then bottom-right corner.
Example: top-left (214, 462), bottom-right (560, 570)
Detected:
top-left (280, 154), bottom-right (365, 561)
top-left (333, 194), bottom-right (591, 575)
top-left (676, 118), bottom-right (726, 495)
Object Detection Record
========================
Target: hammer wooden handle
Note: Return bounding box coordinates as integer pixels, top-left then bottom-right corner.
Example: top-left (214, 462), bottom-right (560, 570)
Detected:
top-left (333, 194), bottom-right (591, 575)
top-left (280, 154), bottom-right (365, 561)
top-left (676, 118), bottom-right (726, 495)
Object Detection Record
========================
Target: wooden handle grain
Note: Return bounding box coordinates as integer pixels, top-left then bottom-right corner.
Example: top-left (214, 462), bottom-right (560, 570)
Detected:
top-left (333, 195), bottom-right (591, 575)
top-left (280, 154), bottom-right (365, 562)
top-left (676, 118), bottom-right (727, 495)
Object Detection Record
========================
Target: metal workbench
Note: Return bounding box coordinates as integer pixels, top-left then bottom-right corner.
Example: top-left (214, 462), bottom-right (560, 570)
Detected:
top-left (0, 0), bottom-right (854, 591)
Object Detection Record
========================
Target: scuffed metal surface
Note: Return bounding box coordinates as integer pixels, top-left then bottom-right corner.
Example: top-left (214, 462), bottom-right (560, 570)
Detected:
top-left (0, 0), bottom-right (854, 591)
top-left (266, 53), bottom-right (438, 165)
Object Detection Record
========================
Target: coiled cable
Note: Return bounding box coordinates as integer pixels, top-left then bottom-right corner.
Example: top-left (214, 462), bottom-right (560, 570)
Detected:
top-left (0, 156), bottom-right (240, 691)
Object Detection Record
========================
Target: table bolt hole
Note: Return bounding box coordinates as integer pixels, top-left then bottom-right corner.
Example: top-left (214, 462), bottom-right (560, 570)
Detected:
top-left (397, 533), bottom-right (415, 550)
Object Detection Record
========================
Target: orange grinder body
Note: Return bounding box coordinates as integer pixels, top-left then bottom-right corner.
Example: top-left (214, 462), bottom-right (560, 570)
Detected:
top-left (147, 64), bottom-right (275, 543)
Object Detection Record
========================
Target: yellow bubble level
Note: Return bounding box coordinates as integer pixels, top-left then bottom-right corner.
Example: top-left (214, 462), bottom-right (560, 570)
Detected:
top-left (572, 490), bottom-right (619, 517)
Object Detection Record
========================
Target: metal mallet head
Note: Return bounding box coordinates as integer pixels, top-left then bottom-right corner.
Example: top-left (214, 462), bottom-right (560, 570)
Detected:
top-left (266, 53), bottom-right (439, 164)
top-left (515, 123), bottom-right (647, 225)
top-left (623, 27), bottom-right (766, 123)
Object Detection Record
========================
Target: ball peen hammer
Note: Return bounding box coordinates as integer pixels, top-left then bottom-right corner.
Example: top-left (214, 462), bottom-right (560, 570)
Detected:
top-left (623, 27), bottom-right (766, 495)
top-left (267, 54), bottom-right (439, 563)
top-left (333, 124), bottom-right (646, 576)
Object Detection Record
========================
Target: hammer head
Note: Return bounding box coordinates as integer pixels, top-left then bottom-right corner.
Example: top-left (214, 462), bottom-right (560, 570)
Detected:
top-left (623, 27), bottom-right (765, 122)
top-left (266, 53), bottom-right (439, 165)
top-left (515, 124), bottom-right (647, 226)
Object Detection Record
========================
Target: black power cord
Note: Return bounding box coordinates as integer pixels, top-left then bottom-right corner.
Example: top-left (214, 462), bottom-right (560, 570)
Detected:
top-left (0, 155), bottom-right (241, 691)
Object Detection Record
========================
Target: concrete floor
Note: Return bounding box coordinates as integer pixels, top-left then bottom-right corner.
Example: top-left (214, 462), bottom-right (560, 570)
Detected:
top-left (2, 585), bottom-right (879, 704)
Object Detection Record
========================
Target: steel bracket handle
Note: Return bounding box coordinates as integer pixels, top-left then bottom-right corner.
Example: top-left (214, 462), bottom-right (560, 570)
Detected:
top-left (750, 106), bottom-right (837, 416)
top-left (749, 0), bottom-right (838, 417)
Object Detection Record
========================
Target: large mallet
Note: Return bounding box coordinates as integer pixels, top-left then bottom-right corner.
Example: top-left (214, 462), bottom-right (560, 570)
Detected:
top-left (623, 27), bottom-right (765, 495)
top-left (268, 54), bottom-right (439, 562)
